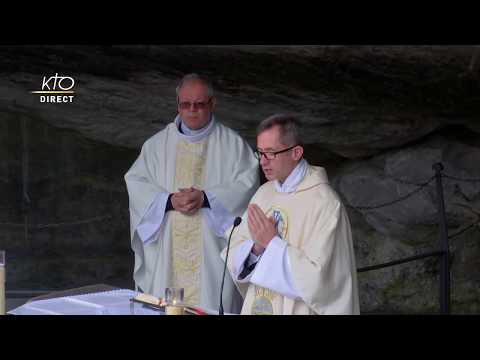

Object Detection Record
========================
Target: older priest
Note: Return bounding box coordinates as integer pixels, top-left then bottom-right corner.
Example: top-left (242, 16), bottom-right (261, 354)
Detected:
top-left (125, 74), bottom-right (259, 313)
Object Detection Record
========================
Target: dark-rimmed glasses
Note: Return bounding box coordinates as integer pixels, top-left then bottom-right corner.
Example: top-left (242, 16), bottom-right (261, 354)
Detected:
top-left (178, 98), bottom-right (212, 110)
top-left (254, 145), bottom-right (298, 160)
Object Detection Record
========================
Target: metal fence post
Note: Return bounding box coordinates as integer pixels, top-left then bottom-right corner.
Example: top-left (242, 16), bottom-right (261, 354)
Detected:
top-left (432, 163), bottom-right (451, 314)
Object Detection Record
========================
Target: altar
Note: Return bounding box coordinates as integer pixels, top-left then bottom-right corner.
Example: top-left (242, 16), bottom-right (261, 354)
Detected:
top-left (8, 284), bottom-right (160, 315)
top-left (7, 284), bottom-right (221, 315)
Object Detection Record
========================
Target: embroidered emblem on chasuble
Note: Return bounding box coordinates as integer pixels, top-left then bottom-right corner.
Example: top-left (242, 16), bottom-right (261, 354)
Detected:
top-left (252, 206), bottom-right (288, 315)
top-left (171, 140), bottom-right (207, 305)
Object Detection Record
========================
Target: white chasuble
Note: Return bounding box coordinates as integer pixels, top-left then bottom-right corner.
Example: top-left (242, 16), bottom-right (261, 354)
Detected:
top-left (125, 116), bottom-right (259, 313)
top-left (224, 164), bottom-right (360, 315)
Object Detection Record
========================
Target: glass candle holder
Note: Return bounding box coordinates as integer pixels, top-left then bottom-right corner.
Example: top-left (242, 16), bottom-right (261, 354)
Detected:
top-left (164, 287), bottom-right (184, 306)
top-left (0, 251), bottom-right (5, 315)
top-left (164, 287), bottom-right (184, 315)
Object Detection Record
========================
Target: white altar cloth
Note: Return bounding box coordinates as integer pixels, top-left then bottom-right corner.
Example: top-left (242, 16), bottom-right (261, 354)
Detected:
top-left (8, 289), bottom-right (162, 315)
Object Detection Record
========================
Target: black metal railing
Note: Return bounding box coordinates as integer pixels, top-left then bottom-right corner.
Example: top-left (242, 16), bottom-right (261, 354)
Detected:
top-left (353, 162), bottom-right (480, 314)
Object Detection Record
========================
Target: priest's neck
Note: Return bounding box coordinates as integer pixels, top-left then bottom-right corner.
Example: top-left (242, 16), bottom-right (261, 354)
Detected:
top-left (180, 117), bottom-right (212, 135)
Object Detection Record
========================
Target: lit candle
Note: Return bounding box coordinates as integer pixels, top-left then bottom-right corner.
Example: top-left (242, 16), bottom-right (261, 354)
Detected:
top-left (164, 287), bottom-right (184, 314)
top-left (0, 251), bottom-right (4, 316)
top-left (0, 266), bottom-right (4, 316)
top-left (166, 305), bottom-right (184, 315)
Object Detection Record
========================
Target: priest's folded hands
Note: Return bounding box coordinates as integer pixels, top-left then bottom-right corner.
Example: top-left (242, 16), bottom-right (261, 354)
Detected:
top-left (171, 187), bottom-right (205, 215)
top-left (248, 203), bottom-right (278, 255)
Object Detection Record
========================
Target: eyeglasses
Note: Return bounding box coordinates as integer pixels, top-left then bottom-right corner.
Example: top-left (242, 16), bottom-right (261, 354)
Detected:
top-left (254, 145), bottom-right (298, 160)
top-left (178, 98), bottom-right (212, 110)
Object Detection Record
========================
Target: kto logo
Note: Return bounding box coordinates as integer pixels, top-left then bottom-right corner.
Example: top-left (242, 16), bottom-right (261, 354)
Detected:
top-left (31, 73), bottom-right (75, 103)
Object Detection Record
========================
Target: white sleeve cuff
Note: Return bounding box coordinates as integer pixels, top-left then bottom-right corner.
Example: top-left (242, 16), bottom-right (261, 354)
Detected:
top-left (250, 236), bottom-right (302, 300)
top-left (135, 192), bottom-right (170, 244)
top-left (246, 251), bottom-right (262, 267)
top-left (204, 191), bottom-right (235, 238)
top-left (232, 239), bottom-right (255, 283)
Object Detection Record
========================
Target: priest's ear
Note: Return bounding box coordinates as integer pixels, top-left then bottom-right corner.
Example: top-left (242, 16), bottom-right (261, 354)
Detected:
top-left (209, 96), bottom-right (217, 111)
top-left (292, 145), bottom-right (304, 161)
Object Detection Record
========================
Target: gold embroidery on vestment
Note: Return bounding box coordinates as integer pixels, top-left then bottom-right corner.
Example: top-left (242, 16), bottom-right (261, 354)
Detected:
top-left (171, 140), bottom-right (207, 305)
top-left (251, 205), bottom-right (289, 315)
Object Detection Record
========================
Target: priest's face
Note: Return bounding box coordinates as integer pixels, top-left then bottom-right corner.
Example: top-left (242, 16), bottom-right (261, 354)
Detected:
top-left (257, 125), bottom-right (303, 183)
top-left (177, 80), bottom-right (216, 130)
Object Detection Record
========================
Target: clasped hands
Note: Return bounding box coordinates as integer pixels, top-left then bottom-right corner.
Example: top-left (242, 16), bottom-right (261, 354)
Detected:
top-left (248, 204), bottom-right (278, 256)
top-left (171, 191), bottom-right (278, 254)
top-left (171, 187), bottom-right (204, 215)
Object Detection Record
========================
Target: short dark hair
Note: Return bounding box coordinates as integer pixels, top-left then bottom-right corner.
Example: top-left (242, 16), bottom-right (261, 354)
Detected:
top-left (256, 114), bottom-right (303, 146)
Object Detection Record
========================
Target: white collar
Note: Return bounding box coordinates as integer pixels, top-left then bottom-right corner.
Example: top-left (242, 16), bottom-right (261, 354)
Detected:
top-left (174, 115), bottom-right (215, 143)
top-left (274, 159), bottom-right (308, 193)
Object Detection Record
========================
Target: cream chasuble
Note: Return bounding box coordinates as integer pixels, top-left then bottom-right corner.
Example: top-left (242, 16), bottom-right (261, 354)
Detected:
top-left (224, 164), bottom-right (360, 315)
top-left (125, 116), bottom-right (259, 313)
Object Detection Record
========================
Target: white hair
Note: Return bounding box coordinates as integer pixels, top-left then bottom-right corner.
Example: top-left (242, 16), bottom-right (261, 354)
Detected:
top-left (175, 73), bottom-right (215, 98)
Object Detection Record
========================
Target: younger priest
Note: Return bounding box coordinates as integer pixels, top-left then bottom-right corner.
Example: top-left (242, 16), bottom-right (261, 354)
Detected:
top-left (223, 114), bottom-right (360, 315)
